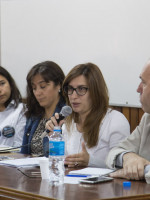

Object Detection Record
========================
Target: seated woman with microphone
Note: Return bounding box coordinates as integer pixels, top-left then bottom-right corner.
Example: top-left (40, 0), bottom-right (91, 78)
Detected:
top-left (46, 63), bottom-right (130, 168)
top-left (0, 66), bottom-right (26, 147)
top-left (21, 61), bottom-right (66, 156)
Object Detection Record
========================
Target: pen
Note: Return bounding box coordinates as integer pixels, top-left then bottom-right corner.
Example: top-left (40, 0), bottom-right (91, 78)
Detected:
top-left (66, 174), bottom-right (90, 177)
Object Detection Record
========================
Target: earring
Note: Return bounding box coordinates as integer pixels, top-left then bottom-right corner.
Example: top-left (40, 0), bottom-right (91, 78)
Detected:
top-left (58, 89), bottom-right (61, 93)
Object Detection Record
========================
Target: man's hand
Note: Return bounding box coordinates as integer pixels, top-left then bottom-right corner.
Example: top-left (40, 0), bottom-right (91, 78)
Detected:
top-left (109, 152), bottom-right (150, 180)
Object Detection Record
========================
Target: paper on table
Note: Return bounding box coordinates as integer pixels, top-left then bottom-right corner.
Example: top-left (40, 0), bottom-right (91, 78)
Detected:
top-left (64, 176), bottom-right (86, 184)
top-left (69, 167), bottom-right (114, 176)
top-left (0, 157), bottom-right (45, 167)
top-left (65, 168), bottom-right (114, 184)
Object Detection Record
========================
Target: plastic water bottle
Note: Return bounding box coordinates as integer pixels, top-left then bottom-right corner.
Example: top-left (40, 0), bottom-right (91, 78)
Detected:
top-left (49, 126), bottom-right (65, 185)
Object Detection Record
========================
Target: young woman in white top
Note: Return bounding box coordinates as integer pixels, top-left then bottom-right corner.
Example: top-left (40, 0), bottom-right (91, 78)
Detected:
top-left (0, 66), bottom-right (26, 147)
top-left (46, 63), bottom-right (130, 168)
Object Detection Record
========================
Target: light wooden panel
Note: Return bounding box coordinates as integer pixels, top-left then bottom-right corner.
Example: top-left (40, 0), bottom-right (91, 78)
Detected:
top-left (110, 106), bottom-right (144, 132)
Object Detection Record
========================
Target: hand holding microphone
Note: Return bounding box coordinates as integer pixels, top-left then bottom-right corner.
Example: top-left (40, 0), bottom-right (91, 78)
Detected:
top-left (41, 106), bottom-right (72, 139)
top-left (47, 105), bottom-right (72, 130)
top-left (45, 114), bottom-right (62, 134)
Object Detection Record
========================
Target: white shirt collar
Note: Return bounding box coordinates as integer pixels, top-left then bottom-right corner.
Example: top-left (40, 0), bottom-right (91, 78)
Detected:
top-left (6, 100), bottom-right (16, 109)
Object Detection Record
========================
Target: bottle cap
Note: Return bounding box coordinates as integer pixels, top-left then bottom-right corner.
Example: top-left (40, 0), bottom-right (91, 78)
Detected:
top-left (53, 126), bottom-right (61, 131)
top-left (123, 181), bottom-right (131, 189)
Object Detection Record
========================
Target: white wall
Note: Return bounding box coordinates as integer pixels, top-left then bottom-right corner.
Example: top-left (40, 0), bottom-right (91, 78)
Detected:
top-left (1, 0), bottom-right (150, 106)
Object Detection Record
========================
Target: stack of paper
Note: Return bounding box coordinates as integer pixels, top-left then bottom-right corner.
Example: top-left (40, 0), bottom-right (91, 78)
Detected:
top-left (69, 167), bottom-right (114, 176)
top-left (64, 168), bottom-right (114, 184)
top-left (0, 157), bottom-right (45, 167)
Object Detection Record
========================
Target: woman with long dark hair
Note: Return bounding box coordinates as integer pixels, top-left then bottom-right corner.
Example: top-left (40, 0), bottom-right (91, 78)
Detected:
top-left (0, 66), bottom-right (26, 147)
top-left (21, 61), bottom-right (65, 156)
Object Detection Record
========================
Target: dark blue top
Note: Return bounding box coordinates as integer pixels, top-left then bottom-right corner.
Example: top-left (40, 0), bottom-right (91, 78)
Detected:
top-left (21, 97), bottom-right (66, 155)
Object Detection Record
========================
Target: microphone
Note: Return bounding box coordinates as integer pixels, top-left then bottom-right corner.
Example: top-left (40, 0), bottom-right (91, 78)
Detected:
top-left (40, 105), bottom-right (72, 139)
top-left (56, 105), bottom-right (72, 124)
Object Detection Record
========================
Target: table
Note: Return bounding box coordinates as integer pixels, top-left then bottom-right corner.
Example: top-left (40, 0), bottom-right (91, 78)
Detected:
top-left (0, 153), bottom-right (150, 200)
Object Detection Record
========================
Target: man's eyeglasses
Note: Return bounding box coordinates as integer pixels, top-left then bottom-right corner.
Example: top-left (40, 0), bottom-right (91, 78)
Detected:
top-left (64, 86), bottom-right (88, 96)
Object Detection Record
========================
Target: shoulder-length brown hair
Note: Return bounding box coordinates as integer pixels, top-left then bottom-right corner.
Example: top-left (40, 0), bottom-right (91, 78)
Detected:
top-left (0, 66), bottom-right (22, 108)
top-left (63, 63), bottom-right (109, 148)
top-left (26, 61), bottom-right (65, 118)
